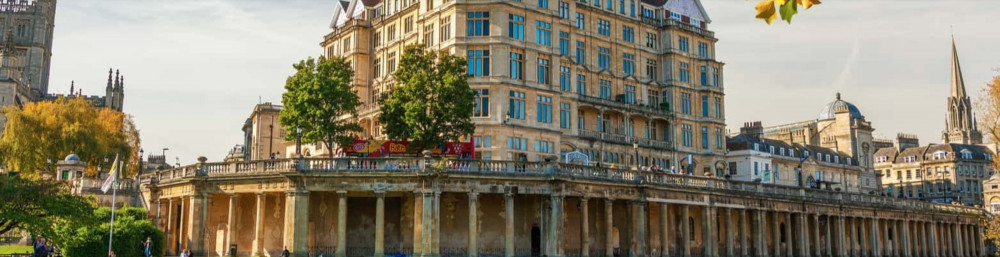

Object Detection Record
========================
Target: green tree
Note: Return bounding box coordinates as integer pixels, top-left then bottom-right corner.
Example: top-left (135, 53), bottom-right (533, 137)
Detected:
top-left (280, 56), bottom-right (363, 156)
top-left (0, 175), bottom-right (97, 243)
top-left (0, 97), bottom-right (140, 177)
top-left (379, 44), bottom-right (475, 153)
top-left (56, 207), bottom-right (164, 257)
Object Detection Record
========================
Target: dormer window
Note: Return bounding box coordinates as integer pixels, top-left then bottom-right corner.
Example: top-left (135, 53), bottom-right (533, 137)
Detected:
top-left (932, 151), bottom-right (947, 160)
top-left (987, 154), bottom-right (993, 161)
top-left (834, 156), bottom-right (839, 163)
top-left (753, 143), bottom-right (759, 151)
top-left (961, 150), bottom-right (973, 160)
top-left (769, 146), bottom-right (775, 154)
top-left (779, 148), bottom-right (785, 156)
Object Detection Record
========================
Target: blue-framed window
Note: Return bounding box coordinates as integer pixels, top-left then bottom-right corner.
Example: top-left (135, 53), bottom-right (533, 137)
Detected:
top-left (679, 62), bottom-right (689, 83)
top-left (559, 31), bottom-right (570, 55)
top-left (466, 12), bottom-right (490, 37)
top-left (678, 36), bottom-right (689, 52)
top-left (537, 58), bottom-right (551, 85)
top-left (700, 66), bottom-right (708, 86)
top-left (539, 0), bottom-right (548, 9)
top-left (576, 13), bottom-right (586, 30)
top-left (536, 95), bottom-right (552, 123)
top-left (509, 91), bottom-right (526, 119)
top-left (508, 14), bottom-right (524, 40)
top-left (509, 52), bottom-right (523, 80)
top-left (598, 47), bottom-right (610, 69)
top-left (599, 79), bottom-right (611, 99)
top-left (473, 89), bottom-right (490, 117)
top-left (701, 95), bottom-right (709, 117)
top-left (559, 66), bottom-right (571, 91)
top-left (680, 93), bottom-right (691, 114)
top-left (622, 25), bottom-right (634, 43)
top-left (577, 74), bottom-right (587, 95)
top-left (535, 21), bottom-right (552, 46)
top-left (698, 42), bottom-right (709, 58)
top-left (575, 41), bottom-right (586, 64)
top-left (560, 103), bottom-right (571, 129)
top-left (597, 19), bottom-right (610, 36)
top-left (467, 48), bottom-right (490, 77)
top-left (623, 53), bottom-right (634, 75)
top-left (558, 1), bottom-right (570, 19)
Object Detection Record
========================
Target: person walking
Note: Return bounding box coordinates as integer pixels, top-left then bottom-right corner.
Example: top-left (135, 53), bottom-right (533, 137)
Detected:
top-left (34, 237), bottom-right (48, 257)
top-left (143, 237), bottom-right (152, 257)
top-left (180, 249), bottom-right (189, 257)
top-left (281, 247), bottom-right (290, 257)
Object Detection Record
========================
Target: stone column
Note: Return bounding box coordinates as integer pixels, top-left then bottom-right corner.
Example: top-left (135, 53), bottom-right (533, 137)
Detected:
top-left (433, 192), bottom-right (441, 256)
top-left (418, 191), bottom-right (440, 257)
top-left (784, 212), bottom-right (792, 257)
top-left (283, 191), bottom-right (309, 257)
top-left (582, 198), bottom-right (591, 257)
top-left (505, 192), bottom-right (515, 257)
top-left (773, 212), bottom-right (781, 257)
top-left (922, 221), bottom-right (931, 257)
top-left (859, 218), bottom-right (867, 257)
top-left (660, 203), bottom-right (669, 257)
top-left (928, 222), bottom-right (937, 257)
top-left (902, 220), bottom-right (911, 257)
top-left (165, 198), bottom-right (175, 255)
top-left (680, 205), bottom-right (690, 257)
top-left (252, 194), bottom-right (266, 256)
top-left (634, 201), bottom-right (648, 257)
top-left (375, 192), bottom-right (386, 257)
top-left (755, 210), bottom-right (765, 257)
top-left (186, 193), bottom-right (207, 256)
top-left (839, 216), bottom-right (849, 257)
top-left (740, 210), bottom-right (749, 257)
top-left (336, 192), bottom-right (347, 257)
top-left (798, 213), bottom-right (809, 257)
top-left (703, 206), bottom-right (716, 257)
top-left (846, 217), bottom-right (854, 257)
top-left (467, 192), bottom-right (478, 257)
top-left (226, 194), bottom-right (237, 252)
top-left (813, 214), bottom-right (821, 257)
top-left (977, 225), bottom-right (986, 257)
top-left (826, 215), bottom-right (833, 257)
top-left (155, 199), bottom-right (164, 231)
top-left (960, 224), bottom-right (968, 257)
top-left (724, 208), bottom-right (734, 257)
top-left (606, 199), bottom-right (616, 257)
top-left (953, 223), bottom-right (961, 257)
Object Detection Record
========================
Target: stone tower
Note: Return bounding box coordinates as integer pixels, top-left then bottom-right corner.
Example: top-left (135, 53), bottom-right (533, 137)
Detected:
top-left (942, 37), bottom-right (983, 144)
top-left (0, 0), bottom-right (56, 95)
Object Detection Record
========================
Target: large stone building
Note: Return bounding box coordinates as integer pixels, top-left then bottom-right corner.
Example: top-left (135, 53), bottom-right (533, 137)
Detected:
top-left (138, 156), bottom-right (987, 257)
top-left (321, 0), bottom-right (726, 175)
top-left (760, 93), bottom-right (878, 173)
top-left (726, 122), bottom-right (878, 194)
top-left (240, 102), bottom-right (292, 161)
top-left (872, 39), bottom-right (995, 206)
top-left (0, 0), bottom-right (56, 94)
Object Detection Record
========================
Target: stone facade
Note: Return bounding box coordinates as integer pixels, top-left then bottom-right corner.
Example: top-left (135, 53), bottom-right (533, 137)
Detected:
top-left (240, 102), bottom-right (292, 160)
top-left (727, 122), bottom-right (877, 194)
top-left (983, 173), bottom-right (1000, 214)
top-left (0, 0), bottom-right (55, 94)
top-left (874, 134), bottom-right (994, 206)
top-left (140, 157), bottom-right (986, 257)
top-left (320, 0), bottom-right (726, 175)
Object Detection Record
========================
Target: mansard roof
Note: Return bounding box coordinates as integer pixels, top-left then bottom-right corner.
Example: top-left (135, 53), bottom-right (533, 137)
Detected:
top-left (874, 143), bottom-right (993, 164)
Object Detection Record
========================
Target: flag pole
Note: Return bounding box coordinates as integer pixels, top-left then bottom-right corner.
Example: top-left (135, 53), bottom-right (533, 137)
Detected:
top-left (107, 156), bottom-right (119, 257)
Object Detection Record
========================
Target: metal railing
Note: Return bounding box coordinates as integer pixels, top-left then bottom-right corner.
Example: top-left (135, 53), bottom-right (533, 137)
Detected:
top-left (140, 157), bottom-right (985, 216)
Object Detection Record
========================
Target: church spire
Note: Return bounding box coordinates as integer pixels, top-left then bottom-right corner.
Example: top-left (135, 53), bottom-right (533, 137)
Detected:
top-left (950, 36), bottom-right (967, 99)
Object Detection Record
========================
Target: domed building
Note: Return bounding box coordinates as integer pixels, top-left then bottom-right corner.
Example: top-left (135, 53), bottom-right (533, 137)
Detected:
top-left (761, 92), bottom-right (877, 170)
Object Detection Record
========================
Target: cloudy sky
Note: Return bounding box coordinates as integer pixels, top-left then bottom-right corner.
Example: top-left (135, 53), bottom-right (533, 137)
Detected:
top-left (48, 0), bottom-right (1000, 163)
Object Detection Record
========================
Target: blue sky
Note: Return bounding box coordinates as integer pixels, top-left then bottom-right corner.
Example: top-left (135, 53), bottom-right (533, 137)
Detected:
top-left (47, 0), bottom-right (1000, 163)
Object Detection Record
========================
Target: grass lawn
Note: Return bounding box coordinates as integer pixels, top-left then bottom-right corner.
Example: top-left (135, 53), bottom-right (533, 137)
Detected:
top-left (0, 245), bottom-right (33, 254)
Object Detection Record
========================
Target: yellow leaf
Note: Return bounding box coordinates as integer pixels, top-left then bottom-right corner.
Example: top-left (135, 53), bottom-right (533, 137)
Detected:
top-left (796, 0), bottom-right (821, 9)
top-left (755, 0), bottom-right (778, 25)
top-left (775, 0), bottom-right (789, 5)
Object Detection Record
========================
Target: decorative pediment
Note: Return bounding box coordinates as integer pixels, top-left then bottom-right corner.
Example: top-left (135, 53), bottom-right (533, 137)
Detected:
top-left (663, 0), bottom-right (711, 23)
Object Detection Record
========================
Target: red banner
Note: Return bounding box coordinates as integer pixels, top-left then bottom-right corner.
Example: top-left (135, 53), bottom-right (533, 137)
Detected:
top-left (342, 138), bottom-right (474, 157)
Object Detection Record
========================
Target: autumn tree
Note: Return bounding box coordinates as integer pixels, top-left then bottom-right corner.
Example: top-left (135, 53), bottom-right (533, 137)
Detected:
top-left (280, 56), bottom-right (362, 157)
top-left (379, 44), bottom-right (475, 153)
top-left (754, 0), bottom-right (821, 25)
top-left (0, 97), bottom-right (140, 177)
top-left (977, 72), bottom-right (1000, 170)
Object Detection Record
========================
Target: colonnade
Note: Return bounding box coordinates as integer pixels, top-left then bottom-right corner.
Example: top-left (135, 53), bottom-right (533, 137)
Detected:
top-left (152, 191), bottom-right (986, 257)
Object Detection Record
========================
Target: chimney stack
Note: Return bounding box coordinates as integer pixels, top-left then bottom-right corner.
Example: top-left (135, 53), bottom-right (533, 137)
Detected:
top-left (740, 121), bottom-right (764, 139)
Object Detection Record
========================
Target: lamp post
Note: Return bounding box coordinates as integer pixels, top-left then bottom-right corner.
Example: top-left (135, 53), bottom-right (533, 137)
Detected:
top-left (139, 148), bottom-right (144, 175)
top-left (633, 141), bottom-right (639, 170)
top-left (296, 126), bottom-right (303, 157)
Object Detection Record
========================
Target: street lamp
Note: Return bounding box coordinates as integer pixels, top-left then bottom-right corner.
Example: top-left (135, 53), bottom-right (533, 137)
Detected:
top-left (139, 148), bottom-right (145, 174)
top-left (296, 126), bottom-right (303, 157)
top-left (633, 141), bottom-right (639, 170)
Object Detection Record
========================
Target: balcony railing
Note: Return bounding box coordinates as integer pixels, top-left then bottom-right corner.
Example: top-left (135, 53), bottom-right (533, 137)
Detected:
top-left (140, 157), bottom-right (985, 216)
top-left (577, 129), bottom-right (670, 149)
top-left (576, 94), bottom-right (672, 117)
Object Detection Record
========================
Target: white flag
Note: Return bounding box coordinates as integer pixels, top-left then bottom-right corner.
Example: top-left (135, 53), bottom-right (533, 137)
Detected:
top-left (100, 154), bottom-right (120, 193)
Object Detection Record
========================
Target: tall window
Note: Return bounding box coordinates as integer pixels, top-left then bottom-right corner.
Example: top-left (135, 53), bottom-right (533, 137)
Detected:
top-left (624, 85), bottom-right (636, 104)
top-left (467, 48), bottom-right (490, 77)
top-left (559, 66), bottom-right (571, 91)
top-left (423, 24), bottom-right (435, 46)
top-left (701, 126), bottom-right (709, 149)
top-left (539, 0), bottom-right (549, 9)
top-left (678, 36), bottom-right (689, 52)
top-left (473, 89), bottom-right (490, 117)
top-left (559, 32), bottom-right (570, 55)
top-left (387, 52), bottom-right (397, 73)
top-left (622, 26), bottom-right (634, 43)
top-left (599, 79), bottom-right (612, 99)
top-left (701, 95), bottom-right (709, 117)
top-left (645, 32), bottom-right (657, 48)
top-left (510, 51), bottom-right (524, 80)
top-left (535, 21), bottom-right (552, 46)
top-left (577, 74), bottom-right (587, 95)
top-left (682, 124), bottom-right (692, 147)
top-left (537, 58), bottom-right (551, 85)
top-left (560, 103), bottom-right (571, 129)
top-left (373, 58), bottom-right (382, 78)
top-left (558, 1), bottom-right (570, 19)
top-left (387, 25), bottom-right (396, 41)
top-left (715, 128), bottom-right (724, 149)
top-left (576, 13), bottom-right (586, 30)
top-left (404, 16), bottom-right (414, 33)
top-left (467, 12), bottom-right (490, 37)
top-left (680, 93), bottom-right (691, 114)
top-left (622, 53), bottom-right (634, 75)
top-left (679, 62), bottom-right (690, 83)
top-left (576, 41), bottom-right (586, 64)
top-left (700, 66), bottom-right (708, 86)
top-left (507, 137), bottom-right (528, 151)
top-left (598, 47), bottom-right (610, 69)
top-left (537, 96), bottom-right (553, 123)
top-left (714, 97), bottom-right (722, 118)
top-left (509, 91), bottom-right (526, 120)
top-left (508, 14), bottom-right (525, 40)
top-left (597, 19), bottom-right (610, 36)
top-left (698, 42), bottom-right (709, 58)
top-left (646, 59), bottom-right (657, 80)
top-left (712, 67), bottom-right (720, 86)
top-left (440, 17), bottom-right (452, 41)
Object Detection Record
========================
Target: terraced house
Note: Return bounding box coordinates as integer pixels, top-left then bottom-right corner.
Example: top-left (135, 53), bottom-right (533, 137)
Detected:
top-left (320, 0), bottom-right (726, 174)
